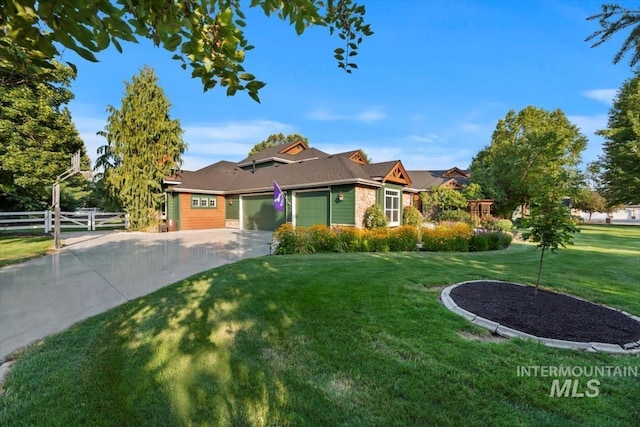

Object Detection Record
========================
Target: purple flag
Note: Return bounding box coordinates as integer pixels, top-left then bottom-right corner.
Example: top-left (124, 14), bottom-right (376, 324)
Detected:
top-left (274, 181), bottom-right (285, 211)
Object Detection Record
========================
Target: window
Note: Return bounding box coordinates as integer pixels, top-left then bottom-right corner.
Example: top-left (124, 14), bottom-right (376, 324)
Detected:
top-left (385, 189), bottom-right (400, 226)
top-left (191, 196), bottom-right (218, 209)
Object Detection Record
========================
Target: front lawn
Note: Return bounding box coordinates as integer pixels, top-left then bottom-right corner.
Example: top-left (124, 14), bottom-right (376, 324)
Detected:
top-left (0, 235), bottom-right (52, 267)
top-left (1, 225), bottom-right (638, 425)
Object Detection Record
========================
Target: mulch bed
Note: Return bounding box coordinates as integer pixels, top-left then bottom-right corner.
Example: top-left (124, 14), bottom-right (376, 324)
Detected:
top-left (449, 281), bottom-right (640, 346)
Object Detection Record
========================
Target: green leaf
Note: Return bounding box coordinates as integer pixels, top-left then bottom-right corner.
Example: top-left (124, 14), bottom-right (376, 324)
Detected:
top-left (164, 34), bottom-right (182, 51)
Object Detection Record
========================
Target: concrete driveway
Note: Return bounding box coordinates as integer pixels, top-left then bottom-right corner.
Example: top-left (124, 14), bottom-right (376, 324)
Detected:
top-left (0, 229), bottom-right (273, 361)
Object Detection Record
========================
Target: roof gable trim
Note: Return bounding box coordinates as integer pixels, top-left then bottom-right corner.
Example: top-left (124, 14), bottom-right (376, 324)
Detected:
top-left (382, 161), bottom-right (412, 186)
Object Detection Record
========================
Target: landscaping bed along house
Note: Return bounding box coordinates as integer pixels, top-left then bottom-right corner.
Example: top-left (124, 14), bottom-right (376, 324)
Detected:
top-left (272, 222), bottom-right (513, 255)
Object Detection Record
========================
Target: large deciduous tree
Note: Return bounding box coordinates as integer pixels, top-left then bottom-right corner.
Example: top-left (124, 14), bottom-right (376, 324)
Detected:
top-left (594, 73), bottom-right (640, 205)
top-left (0, 53), bottom-right (90, 211)
top-left (0, 0), bottom-right (372, 101)
top-left (96, 66), bottom-right (186, 231)
top-left (248, 133), bottom-right (309, 156)
top-left (470, 106), bottom-right (587, 217)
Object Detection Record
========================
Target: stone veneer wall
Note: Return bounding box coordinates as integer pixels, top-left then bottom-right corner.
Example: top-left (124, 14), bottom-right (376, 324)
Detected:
top-left (403, 192), bottom-right (413, 208)
top-left (225, 219), bottom-right (240, 229)
top-left (355, 186), bottom-right (378, 229)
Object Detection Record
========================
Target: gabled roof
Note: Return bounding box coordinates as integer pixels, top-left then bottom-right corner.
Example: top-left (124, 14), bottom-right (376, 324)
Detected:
top-left (407, 168), bottom-right (471, 190)
top-left (362, 161), bottom-right (412, 186)
top-left (167, 150), bottom-right (412, 194)
top-left (167, 161), bottom-right (247, 194)
top-left (236, 140), bottom-right (330, 167)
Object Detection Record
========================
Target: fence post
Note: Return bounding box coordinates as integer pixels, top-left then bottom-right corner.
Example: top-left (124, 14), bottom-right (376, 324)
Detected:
top-left (89, 211), bottom-right (94, 231)
top-left (44, 210), bottom-right (51, 233)
top-left (125, 213), bottom-right (130, 230)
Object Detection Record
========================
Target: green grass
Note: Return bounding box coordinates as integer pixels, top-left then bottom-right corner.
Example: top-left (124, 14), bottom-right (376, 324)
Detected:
top-left (1, 225), bottom-right (639, 426)
top-left (0, 235), bottom-right (53, 267)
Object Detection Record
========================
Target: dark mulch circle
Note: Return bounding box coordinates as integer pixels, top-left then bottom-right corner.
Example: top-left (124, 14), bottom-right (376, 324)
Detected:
top-left (449, 281), bottom-right (640, 346)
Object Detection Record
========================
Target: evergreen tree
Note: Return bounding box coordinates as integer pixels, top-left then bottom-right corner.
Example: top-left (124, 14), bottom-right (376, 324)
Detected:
top-left (96, 66), bottom-right (186, 230)
top-left (248, 133), bottom-right (309, 156)
top-left (595, 73), bottom-right (640, 206)
top-left (0, 53), bottom-right (90, 211)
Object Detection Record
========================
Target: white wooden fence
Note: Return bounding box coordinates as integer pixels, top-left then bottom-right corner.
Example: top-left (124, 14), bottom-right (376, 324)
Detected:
top-left (0, 211), bottom-right (129, 233)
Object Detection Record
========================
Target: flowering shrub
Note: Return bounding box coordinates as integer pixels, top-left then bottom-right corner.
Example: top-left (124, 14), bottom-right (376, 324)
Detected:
top-left (273, 221), bottom-right (508, 254)
top-left (421, 221), bottom-right (472, 252)
top-left (388, 225), bottom-right (420, 251)
top-left (333, 226), bottom-right (361, 252)
top-left (309, 225), bottom-right (335, 252)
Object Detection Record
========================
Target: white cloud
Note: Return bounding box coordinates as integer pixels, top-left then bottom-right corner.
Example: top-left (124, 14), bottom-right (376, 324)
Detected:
top-left (582, 89), bottom-right (617, 105)
top-left (307, 109), bottom-right (347, 121)
top-left (184, 120), bottom-right (291, 141)
top-left (307, 108), bottom-right (386, 123)
top-left (355, 109), bottom-right (386, 123)
top-left (408, 133), bottom-right (445, 144)
top-left (567, 114), bottom-right (607, 136)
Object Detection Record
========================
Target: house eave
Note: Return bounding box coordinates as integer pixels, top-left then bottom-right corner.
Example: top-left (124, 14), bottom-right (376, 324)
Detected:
top-left (169, 188), bottom-right (225, 195)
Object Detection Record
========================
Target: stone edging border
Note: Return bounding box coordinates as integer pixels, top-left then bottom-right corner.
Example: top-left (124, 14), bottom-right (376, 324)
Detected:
top-left (440, 280), bottom-right (640, 354)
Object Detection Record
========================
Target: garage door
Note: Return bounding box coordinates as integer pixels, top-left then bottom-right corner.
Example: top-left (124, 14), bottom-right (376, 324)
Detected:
top-left (295, 191), bottom-right (330, 227)
top-left (242, 194), bottom-right (285, 231)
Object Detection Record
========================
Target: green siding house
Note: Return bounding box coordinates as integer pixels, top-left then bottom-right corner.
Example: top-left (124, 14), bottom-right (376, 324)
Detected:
top-left (163, 140), bottom-right (415, 231)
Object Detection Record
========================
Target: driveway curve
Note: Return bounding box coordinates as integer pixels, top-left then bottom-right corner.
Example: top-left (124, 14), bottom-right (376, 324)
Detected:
top-left (0, 229), bottom-right (273, 361)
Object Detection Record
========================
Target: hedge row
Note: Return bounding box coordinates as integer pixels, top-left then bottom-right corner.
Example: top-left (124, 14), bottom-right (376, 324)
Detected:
top-left (273, 223), bottom-right (512, 255)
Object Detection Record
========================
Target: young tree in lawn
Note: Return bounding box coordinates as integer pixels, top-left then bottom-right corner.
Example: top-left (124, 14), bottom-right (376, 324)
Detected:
top-left (248, 133), bottom-right (309, 156)
top-left (0, 52), bottom-right (91, 211)
top-left (522, 185), bottom-right (579, 295)
top-left (593, 73), bottom-right (640, 206)
top-left (0, 0), bottom-right (372, 102)
top-left (96, 66), bottom-right (186, 231)
top-left (469, 106), bottom-right (587, 218)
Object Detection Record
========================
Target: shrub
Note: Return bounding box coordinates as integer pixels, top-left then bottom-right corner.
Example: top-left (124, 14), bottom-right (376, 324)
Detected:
top-left (495, 219), bottom-right (513, 232)
top-left (333, 226), bottom-right (361, 252)
top-left (309, 225), bottom-right (335, 252)
top-left (388, 225), bottom-right (420, 251)
top-left (469, 233), bottom-right (490, 252)
top-left (363, 204), bottom-right (388, 229)
top-left (470, 231), bottom-right (513, 251)
top-left (367, 228), bottom-right (390, 252)
top-left (480, 217), bottom-right (513, 232)
top-left (421, 221), bottom-right (472, 252)
top-left (402, 206), bottom-right (423, 228)
top-left (273, 224), bottom-right (297, 254)
top-left (438, 209), bottom-right (472, 225)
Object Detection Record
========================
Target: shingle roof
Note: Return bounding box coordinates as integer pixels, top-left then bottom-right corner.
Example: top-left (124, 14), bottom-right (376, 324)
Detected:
top-left (168, 153), bottom-right (411, 194)
top-left (170, 161), bottom-right (247, 193)
top-left (236, 142), bottom-right (330, 167)
top-left (407, 168), bottom-right (471, 190)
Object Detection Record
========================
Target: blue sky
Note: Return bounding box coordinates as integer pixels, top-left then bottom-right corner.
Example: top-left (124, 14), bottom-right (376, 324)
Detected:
top-left (65, 0), bottom-right (635, 172)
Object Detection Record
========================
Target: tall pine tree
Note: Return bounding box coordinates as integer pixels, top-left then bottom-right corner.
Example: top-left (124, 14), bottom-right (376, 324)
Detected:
top-left (595, 73), bottom-right (640, 206)
top-left (96, 66), bottom-right (186, 231)
top-left (0, 51), bottom-right (90, 211)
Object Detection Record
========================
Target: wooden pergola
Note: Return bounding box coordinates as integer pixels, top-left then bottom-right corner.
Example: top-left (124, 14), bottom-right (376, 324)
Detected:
top-left (468, 199), bottom-right (494, 224)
